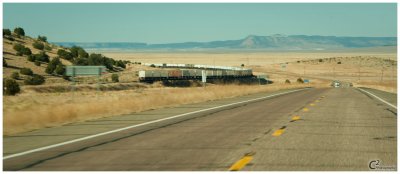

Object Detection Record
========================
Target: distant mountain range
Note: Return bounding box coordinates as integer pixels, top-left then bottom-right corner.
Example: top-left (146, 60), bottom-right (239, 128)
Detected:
top-left (54, 34), bottom-right (397, 50)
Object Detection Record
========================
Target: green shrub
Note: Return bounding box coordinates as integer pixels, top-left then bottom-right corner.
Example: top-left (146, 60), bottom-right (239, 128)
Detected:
top-left (78, 49), bottom-right (89, 58)
top-left (111, 74), bottom-right (119, 82)
top-left (20, 68), bottom-right (33, 76)
top-left (46, 57), bottom-right (62, 74)
top-left (297, 78), bottom-right (304, 83)
top-left (16, 52), bottom-right (23, 56)
top-left (34, 51), bottom-right (49, 62)
top-left (116, 60), bottom-right (126, 68)
top-left (3, 78), bottom-right (20, 95)
top-left (44, 44), bottom-right (52, 51)
top-left (34, 61), bottom-right (41, 66)
top-left (27, 55), bottom-right (35, 62)
top-left (150, 64), bottom-right (156, 68)
top-left (32, 41), bottom-right (44, 50)
top-left (13, 43), bottom-right (24, 52)
top-left (24, 74), bottom-right (45, 85)
top-left (74, 57), bottom-right (88, 65)
top-left (37, 35), bottom-right (47, 42)
top-left (3, 29), bottom-right (11, 36)
top-left (57, 49), bottom-right (74, 60)
top-left (88, 53), bottom-right (113, 70)
top-left (6, 37), bottom-right (15, 41)
top-left (11, 72), bottom-right (19, 80)
top-left (285, 79), bottom-right (291, 84)
top-left (104, 58), bottom-right (114, 70)
top-left (55, 64), bottom-right (65, 75)
top-left (13, 27), bottom-right (25, 36)
top-left (21, 47), bottom-right (32, 56)
top-left (3, 58), bottom-right (7, 67)
top-left (70, 46), bottom-right (88, 58)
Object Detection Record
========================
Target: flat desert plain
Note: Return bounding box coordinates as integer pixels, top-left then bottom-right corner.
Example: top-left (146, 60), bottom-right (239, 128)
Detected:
top-left (101, 46), bottom-right (397, 92)
top-left (99, 47), bottom-right (396, 66)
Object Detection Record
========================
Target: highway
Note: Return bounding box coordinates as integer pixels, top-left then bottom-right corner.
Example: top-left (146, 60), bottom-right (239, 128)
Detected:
top-left (3, 87), bottom-right (397, 171)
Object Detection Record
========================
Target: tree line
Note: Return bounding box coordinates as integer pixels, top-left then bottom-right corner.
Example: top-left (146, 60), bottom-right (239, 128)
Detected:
top-left (57, 46), bottom-right (128, 70)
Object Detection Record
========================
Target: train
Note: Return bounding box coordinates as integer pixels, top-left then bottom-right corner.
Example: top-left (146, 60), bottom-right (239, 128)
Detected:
top-left (139, 69), bottom-right (253, 82)
top-left (142, 63), bottom-right (247, 71)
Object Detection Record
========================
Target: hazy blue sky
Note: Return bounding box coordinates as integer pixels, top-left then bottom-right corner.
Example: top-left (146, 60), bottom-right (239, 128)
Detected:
top-left (3, 3), bottom-right (397, 43)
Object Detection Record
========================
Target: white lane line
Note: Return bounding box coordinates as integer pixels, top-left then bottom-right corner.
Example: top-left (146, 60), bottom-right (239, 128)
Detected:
top-left (358, 88), bottom-right (397, 109)
top-left (3, 88), bottom-right (308, 160)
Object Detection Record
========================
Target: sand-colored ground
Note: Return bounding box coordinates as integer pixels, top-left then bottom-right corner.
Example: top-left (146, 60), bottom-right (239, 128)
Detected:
top-left (101, 47), bottom-right (396, 67)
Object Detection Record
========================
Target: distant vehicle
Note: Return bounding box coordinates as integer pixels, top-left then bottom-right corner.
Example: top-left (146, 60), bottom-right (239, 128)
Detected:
top-left (331, 81), bottom-right (340, 88)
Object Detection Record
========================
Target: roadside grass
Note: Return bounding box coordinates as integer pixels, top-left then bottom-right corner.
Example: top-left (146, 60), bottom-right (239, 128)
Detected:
top-left (22, 82), bottom-right (148, 93)
top-left (3, 83), bottom-right (327, 135)
top-left (354, 80), bottom-right (397, 94)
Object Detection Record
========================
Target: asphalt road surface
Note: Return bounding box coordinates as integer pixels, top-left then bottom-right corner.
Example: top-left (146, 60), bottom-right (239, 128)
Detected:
top-left (3, 87), bottom-right (397, 171)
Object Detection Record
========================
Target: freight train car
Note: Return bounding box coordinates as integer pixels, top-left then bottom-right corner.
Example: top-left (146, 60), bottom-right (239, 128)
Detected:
top-left (139, 69), bottom-right (253, 82)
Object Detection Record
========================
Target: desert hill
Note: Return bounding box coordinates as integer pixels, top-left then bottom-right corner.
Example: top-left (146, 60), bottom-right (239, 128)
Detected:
top-left (3, 32), bottom-right (71, 84)
top-left (3, 28), bottom-right (129, 87)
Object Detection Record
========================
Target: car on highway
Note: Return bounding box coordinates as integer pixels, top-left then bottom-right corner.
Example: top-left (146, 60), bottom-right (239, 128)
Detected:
top-left (331, 81), bottom-right (340, 88)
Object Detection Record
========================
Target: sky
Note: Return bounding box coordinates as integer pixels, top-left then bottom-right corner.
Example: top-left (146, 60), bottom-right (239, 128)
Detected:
top-left (3, 3), bottom-right (397, 43)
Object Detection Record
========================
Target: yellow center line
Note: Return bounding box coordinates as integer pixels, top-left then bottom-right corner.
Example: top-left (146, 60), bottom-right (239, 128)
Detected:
top-left (302, 107), bottom-right (309, 112)
top-left (291, 115), bottom-right (301, 121)
top-left (310, 103), bottom-right (315, 106)
top-left (228, 155), bottom-right (253, 171)
top-left (272, 127), bottom-right (285, 137)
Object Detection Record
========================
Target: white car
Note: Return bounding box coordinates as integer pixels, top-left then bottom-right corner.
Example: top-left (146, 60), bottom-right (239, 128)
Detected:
top-left (333, 81), bottom-right (340, 88)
